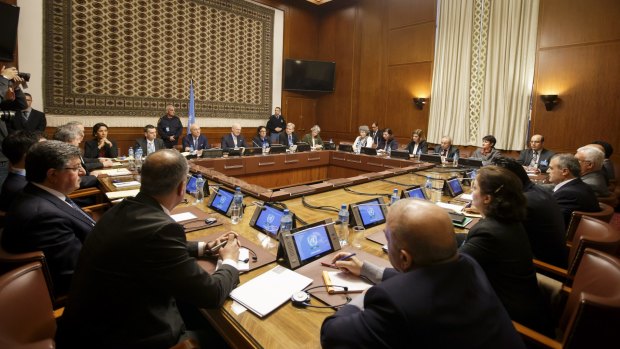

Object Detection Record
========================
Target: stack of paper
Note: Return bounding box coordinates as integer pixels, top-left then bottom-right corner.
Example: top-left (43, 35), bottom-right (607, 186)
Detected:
top-left (435, 201), bottom-right (465, 213)
top-left (112, 180), bottom-right (140, 188)
top-left (322, 271), bottom-right (372, 294)
top-left (105, 189), bottom-right (140, 200)
top-left (99, 168), bottom-right (132, 176)
top-left (229, 266), bottom-right (312, 317)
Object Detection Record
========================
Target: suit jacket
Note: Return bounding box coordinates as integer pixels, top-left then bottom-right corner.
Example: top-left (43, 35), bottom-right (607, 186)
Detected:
top-left (516, 148), bottom-right (555, 173)
top-left (471, 148), bottom-right (502, 165)
top-left (278, 132), bottom-right (298, 147)
top-left (83, 139), bottom-right (119, 158)
top-left (406, 140), bottom-right (428, 155)
top-left (156, 116), bottom-right (183, 148)
top-left (321, 254), bottom-right (525, 349)
top-left (251, 136), bottom-right (271, 148)
top-left (522, 182), bottom-right (567, 267)
top-left (301, 133), bottom-right (324, 147)
top-left (134, 137), bottom-right (165, 155)
top-left (0, 171), bottom-right (27, 211)
top-left (459, 218), bottom-right (552, 335)
top-left (369, 129), bottom-right (383, 146)
top-left (553, 178), bottom-right (601, 227)
top-left (581, 170), bottom-right (611, 197)
top-left (181, 134), bottom-right (209, 151)
top-left (434, 144), bottom-right (460, 160)
top-left (376, 138), bottom-right (398, 151)
top-left (1, 183), bottom-right (95, 296)
top-left (57, 193), bottom-right (239, 349)
top-left (7, 108), bottom-right (46, 133)
top-left (221, 133), bottom-right (247, 151)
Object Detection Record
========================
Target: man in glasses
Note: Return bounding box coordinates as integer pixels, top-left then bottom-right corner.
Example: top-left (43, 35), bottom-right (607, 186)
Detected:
top-left (1, 140), bottom-right (96, 297)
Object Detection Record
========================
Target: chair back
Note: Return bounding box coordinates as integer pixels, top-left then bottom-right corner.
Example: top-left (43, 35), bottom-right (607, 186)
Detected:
top-left (565, 202), bottom-right (614, 241)
top-left (567, 216), bottom-right (620, 277)
top-left (0, 262), bottom-right (56, 348)
top-left (560, 249), bottom-right (620, 349)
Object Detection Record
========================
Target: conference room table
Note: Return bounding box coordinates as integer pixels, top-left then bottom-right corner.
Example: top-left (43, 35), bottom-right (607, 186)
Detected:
top-left (98, 151), bottom-right (477, 349)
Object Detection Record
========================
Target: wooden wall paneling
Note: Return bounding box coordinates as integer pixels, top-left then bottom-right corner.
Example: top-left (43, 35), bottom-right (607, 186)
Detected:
top-left (538, 0), bottom-right (620, 48)
top-left (239, 166), bottom-right (329, 189)
top-left (284, 96), bottom-right (316, 135)
top-left (387, 0), bottom-right (436, 29)
top-left (387, 22), bottom-right (435, 66)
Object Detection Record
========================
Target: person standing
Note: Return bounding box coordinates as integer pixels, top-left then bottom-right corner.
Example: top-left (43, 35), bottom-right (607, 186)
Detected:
top-left (157, 105), bottom-right (183, 149)
top-left (8, 93), bottom-right (47, 133)
top-left (267, 106), bottom-right (286, 144)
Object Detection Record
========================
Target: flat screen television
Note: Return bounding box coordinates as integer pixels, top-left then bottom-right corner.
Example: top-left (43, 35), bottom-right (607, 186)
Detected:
top-left (283, 59), bottom-right (335, 92)
top-left (0, 3), bottom-right (20, 61)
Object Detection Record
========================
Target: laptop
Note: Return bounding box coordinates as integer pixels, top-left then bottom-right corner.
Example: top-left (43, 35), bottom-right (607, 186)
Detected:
top-left (338, 144), bottom-right (353, 152)
top-left (201, 149), bottom-right (224, 158)
top-left (295, 142), bottom-right (311, 152)
top-left (419, 153), bottom-right (442, 164)
top-left (390, 150), bottom-right (410, 160)
top-left (361, 147), bottom-right (377, 156)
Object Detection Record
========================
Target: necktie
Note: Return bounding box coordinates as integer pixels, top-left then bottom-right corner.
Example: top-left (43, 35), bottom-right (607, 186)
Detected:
top-left (530, 151), bottom-right (539, 167)
top-left (23, 110), bottom-right (30, 120)
top-left (288, 135), bottom-right (292, 146)
top-left (194, 138), bottom-right (198, 150)
top-left (65, 197), bottom-right (96, 225)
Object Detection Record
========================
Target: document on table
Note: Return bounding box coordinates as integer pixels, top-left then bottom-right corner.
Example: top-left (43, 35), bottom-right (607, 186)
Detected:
top-left (170, 212), bottom-right (197, 222)
top-left (112, 180), bottom-right (141, 188)
top-left (229, 265), bottom-right (312, 317)
top-left (322, 271), bottom-right (372, 294)
top-left (435, 201), bottom-right (465, 213)
top-left (105, 189), bottom-right (140, 200)
top-left (99, 168), bottom-right (132, 176)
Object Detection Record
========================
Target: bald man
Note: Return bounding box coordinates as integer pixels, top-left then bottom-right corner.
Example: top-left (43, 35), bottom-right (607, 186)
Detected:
top-left (157, 105), bottom-right (183, 148)
top-left (516, 134), bottom-right (555, 173)
top-left (182, 124), bottom-right (209, 152)
top-left (221, 123), bottom-right (247, 151)
top-left (321, 199), bottom-right (524, 349)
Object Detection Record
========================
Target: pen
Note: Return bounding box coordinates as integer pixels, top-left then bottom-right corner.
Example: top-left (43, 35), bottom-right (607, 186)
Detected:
top-left (321, 262), bottom-right (340, 269)
top-left (334, 253), bottom-right (356, 262)
top-left (208, 240), bottom-right (227, 254)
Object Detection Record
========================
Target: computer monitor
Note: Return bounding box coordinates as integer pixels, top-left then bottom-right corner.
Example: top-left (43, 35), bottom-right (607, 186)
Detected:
top-left (400, 185), bottom-right (427, 200)
top-left (390, 150), bottom-right (410, 160)
top-left (202, 149), bottom-right (223, 158)
top-left (338, 144), bottom-right (353, 152)
top-left (361, 147), bottom-right (377, 156)
top-left (227, 148), bottom-right (243, 156)
top-left (207, 187), bottom-right (235, 216)
top-left (295, 142), bottom-right (311, 152)
top-left (249, 203), bottom-right (295, 238)
top-left (459, 157), bottom-right (483, 168)
top-left (277, 219), bottom-right (340, 269)
top-left (348, 197), bottom-right (388, 229)
top-left (243, 147), bottom-right (263, 156)
top-left (269, 145), bottom-right (287, 154)
top-left (419, 153), bottom-right (442, 164)
top-left (444, 177), bottom-right (464, 197)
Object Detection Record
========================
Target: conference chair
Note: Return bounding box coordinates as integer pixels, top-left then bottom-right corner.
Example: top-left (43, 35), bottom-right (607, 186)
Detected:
top-left (534, 216), bottom-right (620, 283)
top-left (0, 262), bottom-right (56, 349)
top-left (0, 234), bottom-right (66, 310)
top-left (565, 202), bottom-right (614, 242)
top-left (597, 192), bottom-right (618, 209)
top-left (515, 249), bottom-right (620, 349)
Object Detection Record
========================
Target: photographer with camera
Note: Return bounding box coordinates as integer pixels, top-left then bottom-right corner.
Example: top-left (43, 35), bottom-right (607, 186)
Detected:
top-left (0, 65), bottom-right (29, 193)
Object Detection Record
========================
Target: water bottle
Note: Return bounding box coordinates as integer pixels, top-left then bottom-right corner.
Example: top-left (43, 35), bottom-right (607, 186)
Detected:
top-left (195, 175), bottom-right (205, 204)
top-left (262, 142), bottom-right (267, 155)
top-left (390, 188), bottom-right (399, 205)
top-left (279, 209), bottom-right (293, 237)
top-left (135, 148), bottom-right (143, 173)
top-left (337, 204), bottom-right (349, 247)
top-left (355, 140), bottom-right (361, 154)
top-left (190, 145), bottom-right (195, 154)
top-left (128, 147), bottom-right (135, 171)
top-left (233, 187), bottom-right (244, 219)
top-left (453, 152), bottom-right (459, 167)
top-left (425, 176), bottom-right (433, 198)
top-left (387, 145), bottom-right (392, 157)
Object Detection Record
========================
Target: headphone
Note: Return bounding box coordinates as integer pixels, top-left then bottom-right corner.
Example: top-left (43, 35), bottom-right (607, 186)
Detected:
top-left (239, 246), bottom-right (258, 264)
top-left (290, 285), bottom-right (352, 308)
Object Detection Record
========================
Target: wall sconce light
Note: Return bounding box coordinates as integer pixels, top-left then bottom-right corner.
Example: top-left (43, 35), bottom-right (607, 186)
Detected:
top-left (413, 98), bottom-right (427, 110)
top-left (540, 94), bottom-right (559, 111)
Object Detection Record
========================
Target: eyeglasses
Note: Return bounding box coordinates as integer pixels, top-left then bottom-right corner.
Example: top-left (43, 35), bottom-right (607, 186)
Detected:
top-left (63, 165), bottom-right (83, 172)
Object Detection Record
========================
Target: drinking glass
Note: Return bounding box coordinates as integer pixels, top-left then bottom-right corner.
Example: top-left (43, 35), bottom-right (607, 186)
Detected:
top-left (351, 226), bottom-right (365, 248)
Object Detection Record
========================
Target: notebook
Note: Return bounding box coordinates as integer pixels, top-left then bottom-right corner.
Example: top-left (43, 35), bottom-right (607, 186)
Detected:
top-left (229, 265), bottom-right (312, 317)
top-left (322, 270), bottom-right (372, 294)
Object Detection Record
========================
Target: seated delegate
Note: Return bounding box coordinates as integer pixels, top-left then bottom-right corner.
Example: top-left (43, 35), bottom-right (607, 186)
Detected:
top-left (376, 128), bottom-right (398, 152)
top-left (182, 124), bottom-right (209, 152)
top-left (352, 125), bottom-right (373, 152)
top-left (434, 136), bottom-right (459, 160)
top-left (406, 129), bottom-right (428, 156)
top-left (252, 126), bottom-right (271, 148)
top-left (471, 135), bottom-right (501, 165)
top-left (83, 122), bottom-right (119, 159)
top-left (301, 125), bottom-right (324, 150)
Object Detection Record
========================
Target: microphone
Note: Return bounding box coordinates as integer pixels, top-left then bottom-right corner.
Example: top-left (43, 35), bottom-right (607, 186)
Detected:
top-left (253, 140), bottom-right (261, 147)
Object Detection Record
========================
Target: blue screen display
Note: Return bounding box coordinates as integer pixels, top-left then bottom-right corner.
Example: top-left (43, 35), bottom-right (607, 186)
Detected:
top-left (358, 200), bottom-right (385, 226)
top-left (293, 226), bottom-right (333, 262)
top-left (406, 188), bottom-right (426, 200)
top-left (255, 206), bottom-right (285, 236)
top-left (211, 189), bottom-right (234, 213)
top-left (448, 179), bottom-right (463, 195)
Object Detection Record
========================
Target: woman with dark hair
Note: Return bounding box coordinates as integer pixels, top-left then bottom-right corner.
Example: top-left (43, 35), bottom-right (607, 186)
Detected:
top-left (471, 135), bottom-right (501, 165)
top-left (376, 128), bottom-right (398, 152)
top-left (84, 122), bottom-right (118, 158)
top-left (252, 126), bottom-right (271, 148)
top-left (405, 129), bottom-right (428, 155)
top-left (459, 166), bottom-right (552, 335)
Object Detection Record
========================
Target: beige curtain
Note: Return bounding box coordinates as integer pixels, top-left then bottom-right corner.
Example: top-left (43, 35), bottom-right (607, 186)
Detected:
top-left (480, 0), bottom-right (539, 150)
top-left (429, 0), bottom-right (539, 150)
top-left (427, 0), bottom-right (475, 146)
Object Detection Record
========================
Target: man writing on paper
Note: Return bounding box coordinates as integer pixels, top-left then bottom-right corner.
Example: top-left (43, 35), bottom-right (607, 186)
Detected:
top-left (57, 149), bottom-right (240, 348)
top-left (320, 199), bottom-right (524, 349)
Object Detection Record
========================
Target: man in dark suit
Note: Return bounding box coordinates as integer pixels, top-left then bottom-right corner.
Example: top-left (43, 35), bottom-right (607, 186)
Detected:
top-left (57, 150), bottom-right (240, 349)
top-left (0, 131), bottom-right (41, 211)
top-left (54, 123), bottom-right (101, 189)
top-left (266, 106), bottom-right (286, 144)
top-left (433, 135), bottom-right (460, 160)
top-left (1, 141), bottom-right (96, 296)
top-left (7, 93), bottom-right (47, 133)
top-left (157, 105), bottom-right (183, 149)
top-left (548, 153), bottom-right (600, 227)
top-left (278, 122), bottom-right (298, 147)
top-left (321, 200), bottom-right (524, 349)
top-left (134, 124), bottom-right (165, 155)
top-left (182, 124), bottom-right (209, 151)
top-left (369, 122), bottom-right (382, 146)
top-left (221, 123), bottom-right (247, 151)
top-left (516, 134), bottom-right (554, 173)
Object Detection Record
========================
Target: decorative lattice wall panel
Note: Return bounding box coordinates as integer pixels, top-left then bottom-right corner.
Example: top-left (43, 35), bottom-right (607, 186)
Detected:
top-left (45, 0), bottom-right (274, 119)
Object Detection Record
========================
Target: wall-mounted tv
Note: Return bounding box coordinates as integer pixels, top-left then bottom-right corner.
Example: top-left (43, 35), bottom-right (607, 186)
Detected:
top-left (0, 3), bottom-right (20, 61)
top-left (283, 59), bottom-right (335, 92)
